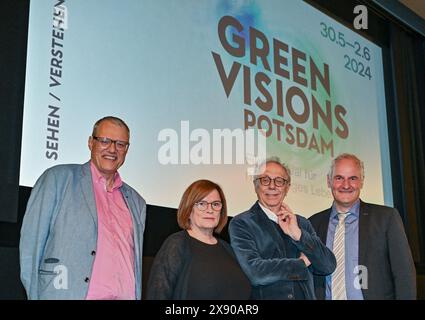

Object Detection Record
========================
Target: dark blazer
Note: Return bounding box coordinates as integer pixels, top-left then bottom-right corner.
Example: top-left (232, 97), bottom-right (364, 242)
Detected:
top-left (309, 200), bottom-right (416, 300)
top-left (229, 202), bottom-right (336, 300)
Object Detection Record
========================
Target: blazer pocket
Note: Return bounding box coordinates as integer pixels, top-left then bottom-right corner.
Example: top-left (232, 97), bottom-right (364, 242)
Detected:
top-left (38, 269), bottom-right (58, 275)
top-left (44, 258), bottom-right (60, 264)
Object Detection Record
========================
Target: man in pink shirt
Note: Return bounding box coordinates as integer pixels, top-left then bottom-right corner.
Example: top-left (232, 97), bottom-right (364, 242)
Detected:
top-left (20, 116), bottom-right (146, 299)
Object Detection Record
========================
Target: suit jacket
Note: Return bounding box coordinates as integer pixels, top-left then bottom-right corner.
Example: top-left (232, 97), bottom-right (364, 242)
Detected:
top-left (19, 161), bottom-right (146, 300)
top-left (229, 202), bottom-right (336, 300)
top-left (309, 200), bottom-right (416, 300)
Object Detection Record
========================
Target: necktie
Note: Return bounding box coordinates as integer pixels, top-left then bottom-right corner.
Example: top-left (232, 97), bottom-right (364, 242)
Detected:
top-left (332, 212), bottom-right (347, 300)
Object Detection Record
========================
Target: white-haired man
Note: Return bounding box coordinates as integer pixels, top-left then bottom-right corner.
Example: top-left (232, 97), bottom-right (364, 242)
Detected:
top-left (230, 157), bottom-right (336, 299)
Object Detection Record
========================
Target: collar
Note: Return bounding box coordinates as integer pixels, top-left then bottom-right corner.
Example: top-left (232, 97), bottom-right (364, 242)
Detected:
top-left (330, 199), bottom-right (360, 220)
top-left (90, 161), bottom-right (123, 191)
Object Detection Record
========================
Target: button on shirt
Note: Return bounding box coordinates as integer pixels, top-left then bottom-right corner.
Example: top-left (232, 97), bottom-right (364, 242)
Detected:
top-left (86, 162), bottom-right (135, 300)
top-left (325, 200), bottom-right (364, 300)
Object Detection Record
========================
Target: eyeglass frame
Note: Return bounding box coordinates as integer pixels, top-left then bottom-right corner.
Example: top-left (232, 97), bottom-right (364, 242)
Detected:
top-left (255, 176), bottom-right (290, 187)
top-left (92, 136), bottom-right (130, 151)
top-left (194, 201), bottom-right (223, 211)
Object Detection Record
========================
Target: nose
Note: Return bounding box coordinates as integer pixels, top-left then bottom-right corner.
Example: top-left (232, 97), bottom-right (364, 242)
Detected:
top-left (107, 141), bottom-right (117, 152)
top-left (341, 179), bottom-right (350, 188)
top-left (205, 204), bottom-right (214, 213)
top-left (268, 180), bottom-right (277, 189)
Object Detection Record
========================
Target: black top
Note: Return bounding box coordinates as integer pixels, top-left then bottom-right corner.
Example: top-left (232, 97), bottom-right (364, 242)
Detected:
top-left (186, 236), bottom-right (251, 300)
top-left (146, 230), bottom-right (251, 300)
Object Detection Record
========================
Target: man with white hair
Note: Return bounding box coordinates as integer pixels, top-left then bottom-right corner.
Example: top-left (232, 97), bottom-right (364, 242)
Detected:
top-left (229, 157), bottom-right (336, 299)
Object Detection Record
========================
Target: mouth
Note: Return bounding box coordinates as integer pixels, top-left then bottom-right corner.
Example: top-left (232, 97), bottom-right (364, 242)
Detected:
top-left (102, 154), bottom-right (118, 161)
top-left (337, 189), bottom-right (356, 197)
top-left (337, 189), bottom-right (354, 193)
top-left (265, 193), bottom-right (280, 197)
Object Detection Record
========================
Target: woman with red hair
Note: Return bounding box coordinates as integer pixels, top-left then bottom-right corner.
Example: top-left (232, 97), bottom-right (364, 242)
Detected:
top-left (146, 179), bottom-right (250, 299)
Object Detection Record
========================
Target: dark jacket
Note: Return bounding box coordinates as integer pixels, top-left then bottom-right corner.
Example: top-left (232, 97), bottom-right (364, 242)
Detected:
top-left (229, 202), bottom-right (336, 300)
top-left (309, 200), bottom-right (416, 300)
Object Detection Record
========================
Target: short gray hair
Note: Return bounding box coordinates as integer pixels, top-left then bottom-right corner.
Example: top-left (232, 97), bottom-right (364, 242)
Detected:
top-left (92, 116), bottom-right (130, 137)
top-left (253, 156), bottom-right (291, 188)
top-left (328, 153), bottom-right (365, 180)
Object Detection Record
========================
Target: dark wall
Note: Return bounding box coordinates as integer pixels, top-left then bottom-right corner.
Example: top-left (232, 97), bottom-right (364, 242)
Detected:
top-left (0, 0), bottom-right (29, 299)
top-left (0, 247), bottom-right (25, 299)
top-left (0, 0), bottom-right (28, 223)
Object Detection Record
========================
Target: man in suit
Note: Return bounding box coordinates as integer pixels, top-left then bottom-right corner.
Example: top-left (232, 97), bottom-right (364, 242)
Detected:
top-left (20, 116), bottom-right (146, 300)
top-left (229, 157), bottom-right (336, 299)
top-left (309, 153), bottom-right (416, 300)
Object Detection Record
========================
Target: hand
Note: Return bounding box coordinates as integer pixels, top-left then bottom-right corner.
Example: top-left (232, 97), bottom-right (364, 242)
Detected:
top-left (277, 202), bottom-right (302, 241)
top-left (299, 252), bottom-right (311, 267)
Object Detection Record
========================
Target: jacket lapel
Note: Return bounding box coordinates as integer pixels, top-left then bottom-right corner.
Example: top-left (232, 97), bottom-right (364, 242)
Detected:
top-left (358, 200), bottom-right (369, 270)
top-left (252, 202), bottom-right (287, 256)
top-left (315, 208), bottom-right (332, 298)
top-left (120, 183), bottom-right (143, 299)
top-left (317, 209), bottom-right (331, 244)
top-left (358, 200), bottom-right (369, 298)
top-left (121, 185), bottom-right (142, 226)
top-left (80, 161), bottom-right (98, 226)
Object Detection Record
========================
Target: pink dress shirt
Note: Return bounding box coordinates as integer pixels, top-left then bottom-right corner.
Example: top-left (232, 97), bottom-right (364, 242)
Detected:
top-left (85, 162), bottom-right (136, 300)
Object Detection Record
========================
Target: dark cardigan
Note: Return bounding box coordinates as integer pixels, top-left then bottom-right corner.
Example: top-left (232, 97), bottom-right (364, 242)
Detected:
top-left (146, 230), bottom-right (237, 299)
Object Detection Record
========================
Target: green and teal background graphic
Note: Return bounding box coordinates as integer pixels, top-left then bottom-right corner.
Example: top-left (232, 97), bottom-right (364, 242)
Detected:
top-left (20, 0), bottom-right (391, 217)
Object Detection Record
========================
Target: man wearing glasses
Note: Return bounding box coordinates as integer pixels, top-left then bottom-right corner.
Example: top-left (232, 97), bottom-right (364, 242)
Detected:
top-left (229, 157), bottom-right (336, 299)
top-left (20, 116), bottom-right (146, 300)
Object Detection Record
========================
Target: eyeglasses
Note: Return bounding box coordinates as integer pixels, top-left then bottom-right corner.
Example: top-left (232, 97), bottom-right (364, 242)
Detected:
top-left (92, 136), bottom-right (130, 151)
top-left (255, 176), bottom-right (289, 187)
top-left (194, 201), bottom-right (223, 211)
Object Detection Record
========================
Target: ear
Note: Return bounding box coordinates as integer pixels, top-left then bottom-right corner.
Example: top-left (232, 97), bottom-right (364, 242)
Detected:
top-left (88, 136), bottom-right (94, 151)
top-left (327, 174), bottom-right (332, 188)
top-left (282, 184), bottom-right (290, 199)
